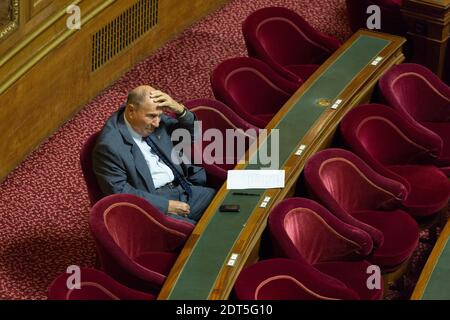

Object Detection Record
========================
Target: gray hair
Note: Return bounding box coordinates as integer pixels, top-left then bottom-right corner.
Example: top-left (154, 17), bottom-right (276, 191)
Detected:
top-left (126, 89), bottom-right (148, 109)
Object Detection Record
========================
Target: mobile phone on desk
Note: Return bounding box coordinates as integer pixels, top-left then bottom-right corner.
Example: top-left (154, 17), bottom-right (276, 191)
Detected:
top-left (219, 204), bottom-right (240, 212)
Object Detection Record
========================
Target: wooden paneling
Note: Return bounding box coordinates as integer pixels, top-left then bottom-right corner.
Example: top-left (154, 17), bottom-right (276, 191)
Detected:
top-left (0, 0), bottom-right (19, 41)
top-left (27, 0), bottom-right (54, 20)
top-left (0, 1), bottom-right (71, 55)
top-left (29, 0), bottom-right (54, 18)
top-left (402, 0), bottom-right (450, 80)
top-left (0, 0), bottom-right (229, 182)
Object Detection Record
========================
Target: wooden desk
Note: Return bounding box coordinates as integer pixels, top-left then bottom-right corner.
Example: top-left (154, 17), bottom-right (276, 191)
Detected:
top-left (402, 0), bottom-right (450, 81)
top-left (411, 216), bottom-right (450, 299)
top-left (158, 30), bottom-right (406, 300)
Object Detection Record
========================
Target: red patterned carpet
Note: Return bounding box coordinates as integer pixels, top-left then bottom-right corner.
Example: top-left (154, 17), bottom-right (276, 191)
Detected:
top-left (0, 0), bottom-right (432, 300)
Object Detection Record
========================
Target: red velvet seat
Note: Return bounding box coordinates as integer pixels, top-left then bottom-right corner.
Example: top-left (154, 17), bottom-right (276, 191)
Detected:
top-left (345, 0), bottom-right (406, 36)
top-left (210, 56), bottom-right (297, 128)
top-left (242, 6), bottom-right (341, 85)
top-left (234, 258), bottom-right (362, 300)
top-left (304, 148), bottom-right (419, 272)
top-left (80, 132), bottom-right (104, 206)
top-left (379, 63), bottom-right (450, 176)
top-left (266, 197), bottom-right (382, 300)
top-left (184, 99), bottom-right (258, 188)
top-left (340, 104), bottom-right (450, 217)
top-left (89, 194), bottom-right (194, 294)
top-left (47, 268), bottom-right (155, 300)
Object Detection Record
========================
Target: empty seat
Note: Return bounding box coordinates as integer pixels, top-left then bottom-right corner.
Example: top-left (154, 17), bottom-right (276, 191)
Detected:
top-left (211, 56), bottom-right (297, 128)
top-left (304, 148), bottom-right (419, 272)
top-left (234, 258), bottom-right (364, 300)
top-left (89, 194), bottom-right (194, 294)
top-left (242, 6), bottom-right (341, 85)
top-left (340, 104), bottom-right (450, 217)
top-left (379, 63), bottom-right (450, 176)
top-left (266, 197), bottom-right (382, 299)
top-left (47, 268), bottom-right (155, 300)
top-left (184, 98), bottom-right (258, 188)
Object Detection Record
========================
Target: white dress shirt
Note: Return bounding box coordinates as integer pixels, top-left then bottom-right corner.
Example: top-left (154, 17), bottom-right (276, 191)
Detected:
top-left (124, 116), bottom-right (174, 188)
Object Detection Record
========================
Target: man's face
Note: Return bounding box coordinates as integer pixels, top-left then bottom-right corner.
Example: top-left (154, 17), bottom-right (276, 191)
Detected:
top-left (127, 98), bottom-right (163, 137)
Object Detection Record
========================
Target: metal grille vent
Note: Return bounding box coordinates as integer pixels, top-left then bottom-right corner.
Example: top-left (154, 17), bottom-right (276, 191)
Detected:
top-left (91, 0), bottom-right (159, 71)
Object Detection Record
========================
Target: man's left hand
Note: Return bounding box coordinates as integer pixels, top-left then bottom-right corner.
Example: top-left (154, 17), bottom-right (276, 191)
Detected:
top-left (150, 90), bottom-right (185, 115)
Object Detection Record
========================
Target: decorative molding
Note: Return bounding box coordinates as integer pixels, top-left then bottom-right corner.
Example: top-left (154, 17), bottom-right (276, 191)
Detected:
top-left (30, 0), bottom-right (53, 19)
top-left (0, 0), bottom-right (19, 40)
top-left (0, 0), bottom-right (82, 69)
top-left (0, 0), bottom-right (115, 96)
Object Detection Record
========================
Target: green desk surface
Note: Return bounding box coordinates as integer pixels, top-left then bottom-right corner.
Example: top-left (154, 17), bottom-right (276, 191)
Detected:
top-left (411, 216), bottom-right (450, 300)
top-left (421, 232), bottom-right (450, 299)
top-left (167, 34), bottom-right (393, 300)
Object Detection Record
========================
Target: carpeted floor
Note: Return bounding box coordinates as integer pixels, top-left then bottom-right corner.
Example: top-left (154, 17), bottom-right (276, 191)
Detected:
top-left (0, 0), bottom-right (436, 300)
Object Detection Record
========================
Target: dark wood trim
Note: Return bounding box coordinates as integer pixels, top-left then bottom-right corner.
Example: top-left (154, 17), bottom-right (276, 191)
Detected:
top-left (402, 0), bottom-right (450, 80)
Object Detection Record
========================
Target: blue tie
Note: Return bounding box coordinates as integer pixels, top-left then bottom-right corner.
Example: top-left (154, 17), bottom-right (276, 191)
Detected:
top-left (144, 135), bottom-right (193, 199)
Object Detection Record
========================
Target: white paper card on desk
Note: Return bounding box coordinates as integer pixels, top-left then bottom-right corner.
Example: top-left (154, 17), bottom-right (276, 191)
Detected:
top-left (227, 170), bottom-right (285, 189)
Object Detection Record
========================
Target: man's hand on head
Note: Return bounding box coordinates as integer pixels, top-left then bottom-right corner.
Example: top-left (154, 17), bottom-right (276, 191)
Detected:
top-left (149, 90), bottom-right (185, 115)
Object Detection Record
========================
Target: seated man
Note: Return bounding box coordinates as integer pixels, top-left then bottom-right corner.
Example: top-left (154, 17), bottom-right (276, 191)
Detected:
top-left (92, 85), bottom-right (215, 224)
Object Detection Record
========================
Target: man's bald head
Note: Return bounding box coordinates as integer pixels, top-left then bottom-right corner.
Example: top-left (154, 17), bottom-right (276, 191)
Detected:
top-left (126, 85), bottom-right (156, 109)
top-left (124, 85), bottom-right (163, 136)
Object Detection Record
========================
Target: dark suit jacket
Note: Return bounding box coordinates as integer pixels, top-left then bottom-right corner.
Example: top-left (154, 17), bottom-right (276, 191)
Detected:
top-left (92, 106), bottom-right (206, 213)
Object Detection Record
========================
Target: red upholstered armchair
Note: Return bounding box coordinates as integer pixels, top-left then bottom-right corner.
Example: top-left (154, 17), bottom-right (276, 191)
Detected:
top-left (210, 56), bottom-right (297, 128)
top-left (47, 268), bottom-right (155, 300)
top-left (379, 63), bottom-right (450, 175)
top-left (345, 0), bottom-right (406, 36)
top-left (80, 132), bottom-right (104, 206)
top-left (242, 6), bottom-right (341, 85)
top-left (304, 148), bottom-right (419, 272)
top-left (89, 194), bottom-right (194, 294)
top-left (184, 99), bottom-right (258, 188)
top-left (265, 197), bottom-right (382, 300)
top-left (234, 258), bottom-right (361, 300)
top-left (340, 104), bottom-right (450, 217)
